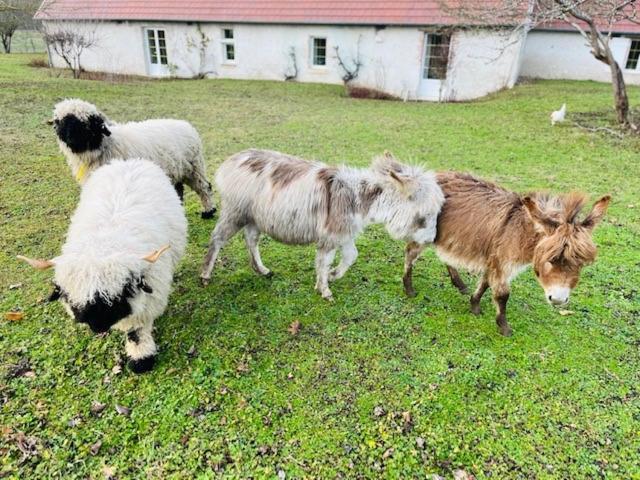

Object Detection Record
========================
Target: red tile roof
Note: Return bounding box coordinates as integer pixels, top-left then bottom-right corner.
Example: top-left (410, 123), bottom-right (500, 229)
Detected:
top-left (35, 0), bottom-right (497, 25)
top-left (535, 19), bottom-right (640, 34)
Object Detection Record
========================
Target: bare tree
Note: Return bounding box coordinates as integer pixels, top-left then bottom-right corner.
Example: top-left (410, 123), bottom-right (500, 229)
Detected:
top-left (442, 0), bottom-right (639, 126)
top-left (43, 26), bottom-right (98, 78)
top-left (284, 46), bottom-right (298, 81)
top-left (334, 40), bottom-right (363, 84)
top-left (0, 0), bottom-right (39, 52)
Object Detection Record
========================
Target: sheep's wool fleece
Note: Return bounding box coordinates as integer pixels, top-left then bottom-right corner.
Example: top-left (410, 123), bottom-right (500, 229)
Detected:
top-left (54, 159), bottom-right (187, 318)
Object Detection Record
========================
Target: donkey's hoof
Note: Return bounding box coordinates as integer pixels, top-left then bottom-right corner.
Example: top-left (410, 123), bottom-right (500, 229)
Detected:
top-left (404, 287), bottom-right (417, 298)
top-left (459, 286), bottom-right (470, 295)
top-left (322, 292), bottom-right (334, 302)
top-left (201, 208), bottom-right (217, 219)
top-left (470, 303), bottom-right (482, 316)
top-left (498, 324), bottom-right (513, 337)
top-left (128, 355), bottom-right (156, 374)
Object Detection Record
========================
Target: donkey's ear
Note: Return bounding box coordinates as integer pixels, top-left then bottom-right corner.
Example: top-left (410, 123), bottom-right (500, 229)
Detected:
top-left (523, 196), bottom-right (559, 233)
top-left (582, 195), bottom-right (611, 230)
top-left (373, 152), bottom-right (416, 196)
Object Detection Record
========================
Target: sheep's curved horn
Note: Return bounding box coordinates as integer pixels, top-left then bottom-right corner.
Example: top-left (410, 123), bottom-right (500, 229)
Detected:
top-left (17, 255), bottom-right (55, 270)
top-left (142, 245), bottom-right (171, 263)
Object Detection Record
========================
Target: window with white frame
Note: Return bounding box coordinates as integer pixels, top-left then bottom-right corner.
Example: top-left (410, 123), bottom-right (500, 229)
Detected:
top-left (423, 34), bottom-right (450, 80)
top-left (311, 37), bottom-right (327, 66)
top-left (221, 28), bottom-right (235, 63)
top-left (625, 39), bottom-right (640, 70)
top-left (146, 28), bottom-right (168, 65)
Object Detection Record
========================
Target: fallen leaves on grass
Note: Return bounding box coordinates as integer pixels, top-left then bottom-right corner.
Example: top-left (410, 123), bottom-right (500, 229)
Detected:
top-left (6, 358), bottom-right (34, 379)
top-left (91, 401), bottom-right (107, 417)
top-left (8, 283), bottom-right (23, 290)
top-left (416, 437), bottom-right (426, 450)
top-left (558, 309), bottom-right (575, 316)
top-left (382, 447), bottom-right (394, 460)
top-left (90, 440), bottom-right (102, 456)
top-left (187, 345), bottom-right (198, 358)
top-left (102, 465), bottom-right (116, 480)
top-left (236, 362), bottom-right (249, 373)
top-left (115, 404), bottom-right (131, 417)
top-left (373, 405), bottom-right (385, 417)
top-left (288, 320), bottom-right (300, 335)
top-left (4, 311), bottom-right (24, 321)
top-left (453, 470), bottom-right (476, 480)
top-left (257, 445), bottom-right (272, 456)
top-left (15, 432), bottom-right (39, 463)
top-left (67, 416), bottom-right (82, 427)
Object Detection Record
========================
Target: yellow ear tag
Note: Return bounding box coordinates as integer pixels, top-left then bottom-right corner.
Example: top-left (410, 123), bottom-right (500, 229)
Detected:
top-left (75, 163), bottom-right (88, 182)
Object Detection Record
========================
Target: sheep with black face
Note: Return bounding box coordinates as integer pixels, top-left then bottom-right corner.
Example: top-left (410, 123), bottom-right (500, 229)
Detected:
top-left (18, 159), bottom-right (187, 373)
top-left (51, 98), bottom-right (216, 218)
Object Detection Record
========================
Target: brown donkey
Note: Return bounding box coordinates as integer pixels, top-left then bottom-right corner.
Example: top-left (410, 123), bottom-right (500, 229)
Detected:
top-left (403, 172), bottom-right (611, 336)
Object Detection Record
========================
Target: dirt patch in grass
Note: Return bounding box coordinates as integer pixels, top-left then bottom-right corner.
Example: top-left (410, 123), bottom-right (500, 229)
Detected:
top-left (345, 85), bottom-right (400, 101)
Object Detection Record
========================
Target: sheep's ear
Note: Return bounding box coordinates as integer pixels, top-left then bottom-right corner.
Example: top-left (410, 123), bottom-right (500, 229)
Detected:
top-left (48, 285), bottom-right (62, 302)
top-left (88, 114), bottom-right (111, 137)
top-left (17, 255), bottom-right (55, 270)
top-left (582, 195), bottom-right (611, 231)
top-left (142, 245), bottom-right (171, 263)
top-left (523, 196), bottom-right (559, 234)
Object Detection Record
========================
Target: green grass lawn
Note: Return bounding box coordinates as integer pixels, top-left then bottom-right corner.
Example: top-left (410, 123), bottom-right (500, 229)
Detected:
top-left (1, 54), bottom-right (639, 479)
top-left (7, 31), bottom-right (46, 54)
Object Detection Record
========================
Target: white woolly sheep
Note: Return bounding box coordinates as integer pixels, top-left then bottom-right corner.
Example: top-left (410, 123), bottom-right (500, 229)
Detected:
top-left (18, 159), bottom-right (187, 373)
top-left (51, 98), bottom-right (216, 218)
top-left (201, 149), bottom-right (444, 300)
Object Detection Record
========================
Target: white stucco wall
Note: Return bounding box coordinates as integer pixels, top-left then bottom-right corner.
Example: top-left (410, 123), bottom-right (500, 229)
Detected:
top-left (42, 20), bottom-right (523, 101)
top-left (442, 29), bottom-right (525, 101)
top-left (521, 31), bottom-right (640, 85)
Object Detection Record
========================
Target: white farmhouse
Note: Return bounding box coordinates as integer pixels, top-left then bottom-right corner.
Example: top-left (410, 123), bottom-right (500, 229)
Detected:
top-left (521, 19), bottom-right (640, 86)
top-left (35, 1), bottom-right (640, 100)
top-left (35, 0), bottom-right (526, 101)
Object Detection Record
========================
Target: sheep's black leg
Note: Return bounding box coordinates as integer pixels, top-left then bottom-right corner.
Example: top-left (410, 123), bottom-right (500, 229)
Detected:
top-left (174, 182), bottom-right (185, 203)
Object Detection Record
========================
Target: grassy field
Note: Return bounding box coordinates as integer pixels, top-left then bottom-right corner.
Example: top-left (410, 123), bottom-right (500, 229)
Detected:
top-left (8, 31), bottom-right (46, 54)
top-left (1, 54), bottom-right (639, 479)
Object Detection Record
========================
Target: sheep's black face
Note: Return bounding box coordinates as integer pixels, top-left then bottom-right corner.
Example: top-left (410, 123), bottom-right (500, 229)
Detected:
top-left (71, 292), bottom-right (133, 334)
top-left (54, 113), bottom-right (111, 154)
top-left (51, 278), bottom-right (152, 334)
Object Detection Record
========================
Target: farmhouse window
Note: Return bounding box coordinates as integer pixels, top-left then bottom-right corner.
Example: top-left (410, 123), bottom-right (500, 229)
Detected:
top-left (312, 37), bottom-right (327, 66)
top-left (423, 34), bottom-right (450, 80)
top-left (625, 39), bottom-right (640, 69)
top-left (222, 28), bottom-right (235, 62)
top-left (146, 29), bottom-right (168, 65)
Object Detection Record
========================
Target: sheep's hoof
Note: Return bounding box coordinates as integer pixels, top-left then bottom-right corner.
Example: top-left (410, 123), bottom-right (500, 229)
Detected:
top-left (200, 276), bottom-right (211, 286)
top-left (201, 208), bottom-right (217, 219)
top-left (263, 270), bottom-right (274, 278)
top-left (128, 355), bottom-right (156, 374)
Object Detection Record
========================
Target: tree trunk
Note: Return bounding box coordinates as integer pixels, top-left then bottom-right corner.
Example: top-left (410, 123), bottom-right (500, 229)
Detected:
top-left (609, 59), bottom-right (630, 125)
top-left (1, 34), bottom-right (11, 53)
